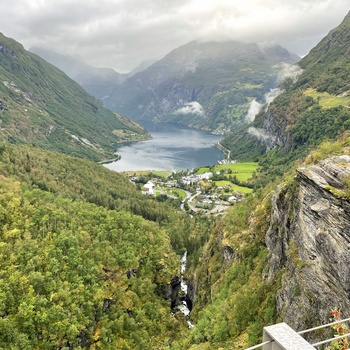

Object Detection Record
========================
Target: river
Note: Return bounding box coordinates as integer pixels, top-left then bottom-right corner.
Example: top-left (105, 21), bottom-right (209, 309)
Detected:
top-left (104, 122), bottom-right (224, 172)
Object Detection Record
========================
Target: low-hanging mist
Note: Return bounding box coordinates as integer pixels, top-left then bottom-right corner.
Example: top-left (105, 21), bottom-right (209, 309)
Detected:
top-left (245, 62), bottom-right (303, 124)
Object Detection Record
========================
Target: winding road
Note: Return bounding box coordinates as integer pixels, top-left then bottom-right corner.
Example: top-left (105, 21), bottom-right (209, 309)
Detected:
top-left (181, 190), bottom-right (201, 212)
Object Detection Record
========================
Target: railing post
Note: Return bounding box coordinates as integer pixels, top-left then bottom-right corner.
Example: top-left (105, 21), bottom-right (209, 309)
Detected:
top-left (262, 323), bottom-right (316, 350)
top-left (262, 331), bottom-right (273, 350)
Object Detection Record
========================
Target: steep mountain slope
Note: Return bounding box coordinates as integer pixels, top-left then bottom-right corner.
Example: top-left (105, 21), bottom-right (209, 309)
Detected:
top-left (0, 33), bottom-right (149, 161)
top-left (29, 47), bottom-right (127, 102)
top-left (222, 10), bottom-right (350, 163)
top-left (105, 40), bottom-right (299, 133)
top-left (297, 10), bottom-right (350, 95)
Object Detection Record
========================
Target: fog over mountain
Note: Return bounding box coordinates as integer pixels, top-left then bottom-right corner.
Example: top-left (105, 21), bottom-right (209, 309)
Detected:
top-left (0, 0), bottom-right (348, 72)
top-left (103, 40), bottom-right (300, 134)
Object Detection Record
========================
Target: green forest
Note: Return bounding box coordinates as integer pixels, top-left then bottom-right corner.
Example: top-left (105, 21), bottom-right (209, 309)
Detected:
top-left (0, 143), bottom-right (218, 349)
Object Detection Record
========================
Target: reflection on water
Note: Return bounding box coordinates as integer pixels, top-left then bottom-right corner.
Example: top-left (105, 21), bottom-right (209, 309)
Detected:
top-left (104, 122), bottom-right (224, 172)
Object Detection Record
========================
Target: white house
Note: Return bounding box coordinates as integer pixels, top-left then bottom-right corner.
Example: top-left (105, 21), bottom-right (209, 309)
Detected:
top-left (228, 195), bottom-right (237, 202)
top-left (142, 181), bottom-right (155, 195)
top-left (197, 172), bottom-right (213, 180)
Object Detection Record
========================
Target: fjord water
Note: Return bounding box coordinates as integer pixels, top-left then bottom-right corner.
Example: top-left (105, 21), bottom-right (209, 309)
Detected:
top-left (104, 122), bottom-right (224, 171)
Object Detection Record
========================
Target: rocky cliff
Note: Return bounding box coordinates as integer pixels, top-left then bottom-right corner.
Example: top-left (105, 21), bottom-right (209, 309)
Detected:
top-left (265, 155), bottom-right (350, 336)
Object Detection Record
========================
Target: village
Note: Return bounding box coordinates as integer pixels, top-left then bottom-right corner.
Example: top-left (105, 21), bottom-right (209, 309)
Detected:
top-left (128, 162), bottom-right (258, 215)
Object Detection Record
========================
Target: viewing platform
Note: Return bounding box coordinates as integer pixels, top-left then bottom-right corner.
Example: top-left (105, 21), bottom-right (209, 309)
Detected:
top-left (246, 317), bottom-right (350, 350)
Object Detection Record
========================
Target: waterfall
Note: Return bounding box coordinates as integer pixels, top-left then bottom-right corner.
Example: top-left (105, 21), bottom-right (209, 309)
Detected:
top-left (177, 251), bottom-right (194, 328)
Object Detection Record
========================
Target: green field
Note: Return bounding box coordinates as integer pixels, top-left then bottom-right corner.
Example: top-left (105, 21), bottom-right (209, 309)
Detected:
top-left (196, 162), bottom-right (258, 194)
top-left (156, 187), bottom-right (187, 200)
top-left (304, 88), bottom-right (350, 109)
top-left (197, 162), bottom-right (258, 181)
top-left (215, 180), bottom-right (253, 194)
top-left (214, 162), bottom-right (258, 181)
top-left (196, 167), bottom-right (211, 174)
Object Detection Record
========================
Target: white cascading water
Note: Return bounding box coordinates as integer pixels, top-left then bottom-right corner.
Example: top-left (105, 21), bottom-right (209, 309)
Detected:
top-left (177, 251), bottom-right (194, 328)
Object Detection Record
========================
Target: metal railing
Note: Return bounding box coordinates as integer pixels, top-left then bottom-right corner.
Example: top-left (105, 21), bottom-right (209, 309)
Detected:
top-left (245, 340), bottom-right (272, 350)
top-left (245, 317), bottom-right (350, 350)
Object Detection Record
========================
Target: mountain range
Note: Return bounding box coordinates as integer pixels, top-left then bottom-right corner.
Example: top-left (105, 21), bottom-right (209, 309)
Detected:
top-left (33, 40), bottom-right (300, 135)
top-left (29, 47), bottom-right (156, 104)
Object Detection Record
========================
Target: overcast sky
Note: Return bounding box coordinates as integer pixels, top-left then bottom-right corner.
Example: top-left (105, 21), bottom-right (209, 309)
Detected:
top-left (0, 0), bottom-right (348, 73)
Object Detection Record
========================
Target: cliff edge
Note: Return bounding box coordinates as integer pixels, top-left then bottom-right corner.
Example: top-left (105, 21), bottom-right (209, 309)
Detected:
top-left (265, 155), bottom-right (350, 334)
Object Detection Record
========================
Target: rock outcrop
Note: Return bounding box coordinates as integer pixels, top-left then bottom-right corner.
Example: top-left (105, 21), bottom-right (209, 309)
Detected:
top-left (265, 155), bottom-right (350, 336)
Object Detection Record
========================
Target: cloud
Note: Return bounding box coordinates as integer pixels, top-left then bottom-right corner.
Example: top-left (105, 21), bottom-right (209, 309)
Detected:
top-left (245, 88), bottom-right (284, 123)
top-left (245, 100), bottom-right (262, 123)
top-left (0, 0), bottom-right (348, 72)
top-left (248, 127), bottom-right (274, 142)
top-left (261, 64), bottom-right (303, 111)
top-left (264, 88), bottom-right (284, 108)
top-left (245, 60), bottom-right (305, 139)
top-left (175, 102), bottom-right (204, 116)
top-left (274, 62), bottom-right (303, 84)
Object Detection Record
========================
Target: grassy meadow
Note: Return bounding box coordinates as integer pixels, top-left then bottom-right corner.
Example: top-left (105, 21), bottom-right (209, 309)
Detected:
top-left (156, 187), bottom-right (187, 199)
top-left (124, 170), bottom-right (173, 178)
top-left (197, 162), bottom-right (258, 193)
top-left (304, 88), bottom-right (350, 109)
top-left (197, 162), bottom-right (258, 180)
top-left (214, 180), bottom-right (254, 194)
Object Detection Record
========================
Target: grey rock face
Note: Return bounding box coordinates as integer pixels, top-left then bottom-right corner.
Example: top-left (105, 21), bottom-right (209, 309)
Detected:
top-left (265, 155), bottom-right (350, 335)
top-left (261, 110), bottom-right (288, 150)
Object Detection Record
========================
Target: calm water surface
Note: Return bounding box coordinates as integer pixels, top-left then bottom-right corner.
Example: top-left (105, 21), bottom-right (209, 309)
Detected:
top-left (104, 122), bottom-right (224, 172)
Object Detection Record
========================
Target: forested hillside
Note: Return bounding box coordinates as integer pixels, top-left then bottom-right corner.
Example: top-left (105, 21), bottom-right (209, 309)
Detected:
top-left (0, 179), bottom-right (181, 348)
top-left (0, 143), bottom-right (218, 349)
top-left (0, 33), bottom-right (149, 161)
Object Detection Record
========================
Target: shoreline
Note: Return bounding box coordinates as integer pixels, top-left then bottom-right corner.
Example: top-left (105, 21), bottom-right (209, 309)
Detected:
top-left (99, 155), bottom-right (121, 165)
top-left (215, 142), bottom-right (231, 160)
